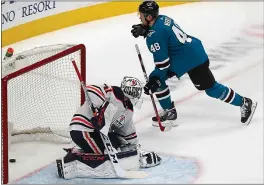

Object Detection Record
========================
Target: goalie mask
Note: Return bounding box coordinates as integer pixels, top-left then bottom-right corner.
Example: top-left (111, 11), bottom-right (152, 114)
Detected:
top-left (120, 76), bottom-right (143, 109)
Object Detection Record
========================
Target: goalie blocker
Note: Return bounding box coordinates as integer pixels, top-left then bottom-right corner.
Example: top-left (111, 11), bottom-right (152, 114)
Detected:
top-left (56, 77), bottom-right (161, 179)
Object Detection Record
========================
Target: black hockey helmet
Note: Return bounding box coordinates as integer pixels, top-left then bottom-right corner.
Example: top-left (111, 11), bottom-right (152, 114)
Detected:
top-left (138, 1), bottom-right (159, 19)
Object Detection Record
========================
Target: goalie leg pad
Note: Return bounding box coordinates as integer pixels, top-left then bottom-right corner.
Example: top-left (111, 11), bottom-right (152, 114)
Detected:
top-left (56, 149), bottom-right (140, 179)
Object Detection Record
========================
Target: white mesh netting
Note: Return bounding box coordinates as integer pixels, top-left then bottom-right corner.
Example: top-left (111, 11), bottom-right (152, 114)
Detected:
top-left (2, 44), bottom-right (85, 144)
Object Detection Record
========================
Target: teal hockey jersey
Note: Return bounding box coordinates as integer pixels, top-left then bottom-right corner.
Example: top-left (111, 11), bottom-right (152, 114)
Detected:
top-left (146, 15), bottom-right (208, 79)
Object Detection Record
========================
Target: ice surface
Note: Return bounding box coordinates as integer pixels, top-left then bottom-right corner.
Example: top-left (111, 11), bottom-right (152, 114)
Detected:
top-left (14, 154), bottom-right (199, 184)
top-left (2, 1), bottom-right (263, 184)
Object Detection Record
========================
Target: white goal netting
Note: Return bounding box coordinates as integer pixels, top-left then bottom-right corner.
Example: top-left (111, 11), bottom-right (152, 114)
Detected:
top-left (2, 44), bottom-right (86, 144)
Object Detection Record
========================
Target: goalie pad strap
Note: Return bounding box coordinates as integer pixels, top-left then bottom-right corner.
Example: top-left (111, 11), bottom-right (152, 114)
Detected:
top-left (64, 149), bottom-right (137, 168)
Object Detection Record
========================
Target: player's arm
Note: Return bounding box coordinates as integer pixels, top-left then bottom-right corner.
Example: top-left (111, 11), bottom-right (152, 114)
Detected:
top-left (111, 117), bottom-right (138, 152)
top-left (91, 85), bottom-right (132, 131)
top-left (144, 28), bottom-right (170, 94)
top-left (90, 100), bottom-right (117, 131)
top-left (148, 24), bottom-right (172, 80)
top-left (147, 30), bottom-right (170, 80)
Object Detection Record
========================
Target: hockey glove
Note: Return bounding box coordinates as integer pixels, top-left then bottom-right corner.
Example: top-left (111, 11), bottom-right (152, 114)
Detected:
top-left (144, 76), bottom-right (162, 95)
top-left (131, 24), bottom-right (149, 38)
top-left (90, 101), bottom-right (109, 131)
top-left (139, 151), bottom-right (161, 168)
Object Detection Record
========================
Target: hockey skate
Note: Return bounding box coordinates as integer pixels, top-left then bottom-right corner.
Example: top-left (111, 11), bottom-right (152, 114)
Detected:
top-left (152, 102), bottom-right (178, 127)
top-left (240, 97), bottom-right (257, 125)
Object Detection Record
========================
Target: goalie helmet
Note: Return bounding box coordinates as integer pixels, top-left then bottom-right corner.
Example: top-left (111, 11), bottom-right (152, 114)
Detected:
top-left (121, 76), bottom-right (142, 100)
top-left (120, 76), bottom-right (143, 109)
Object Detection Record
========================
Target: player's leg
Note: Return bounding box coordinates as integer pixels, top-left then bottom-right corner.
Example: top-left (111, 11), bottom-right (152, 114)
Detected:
top-left (57, 148), bottom-right (141, 179)
top-left (70, 130), bottom-right (105, 154)
top-left (188, 60), bottom-right (257, 125)
top-left (147, 75), bottom-right (177, 127)
top-left (69, 131), bottom-right (133, 153)
top-left (57, 130), bottom-right (137, 179)
top-left (56, 131), bottom-right (161, 179)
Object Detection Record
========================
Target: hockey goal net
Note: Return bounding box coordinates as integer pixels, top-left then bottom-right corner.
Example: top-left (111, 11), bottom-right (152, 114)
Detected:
top-left (1, 44), bottom-right (86, 184)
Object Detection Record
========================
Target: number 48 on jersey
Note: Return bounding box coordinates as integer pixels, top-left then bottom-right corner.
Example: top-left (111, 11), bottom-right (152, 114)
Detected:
top-left (149, 24), bottom-right (192, 53)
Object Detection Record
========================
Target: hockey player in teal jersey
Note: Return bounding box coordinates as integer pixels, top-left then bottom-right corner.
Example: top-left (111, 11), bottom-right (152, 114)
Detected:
top-left (131, 1), bottom-right (257, 127)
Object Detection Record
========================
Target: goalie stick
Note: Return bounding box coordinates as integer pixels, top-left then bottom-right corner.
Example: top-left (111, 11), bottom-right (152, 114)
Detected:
top-left (135, 44), bottom-right (172, 132)
top-left (71, 60), bottom-right (147, 179)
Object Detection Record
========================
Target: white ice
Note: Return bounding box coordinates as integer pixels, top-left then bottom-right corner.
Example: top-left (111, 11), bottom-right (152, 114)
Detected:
top-left (2, 2), bottom-right (263, 184)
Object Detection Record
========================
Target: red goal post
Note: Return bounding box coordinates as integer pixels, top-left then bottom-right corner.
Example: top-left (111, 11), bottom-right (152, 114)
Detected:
top-left (1, 44), bottom-right (86, 184)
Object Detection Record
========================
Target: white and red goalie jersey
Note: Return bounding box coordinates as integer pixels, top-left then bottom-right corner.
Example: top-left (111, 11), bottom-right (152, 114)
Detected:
top-left (69, 84), bottom-right (138, 147)
top-left (57, 80), bottom-right (161, 180)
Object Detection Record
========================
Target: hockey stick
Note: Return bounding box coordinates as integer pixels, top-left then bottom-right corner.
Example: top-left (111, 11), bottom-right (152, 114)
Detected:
top-left (71, 60), bottom-right (97, 116)
top-left (71, 60), bottom-right (147, 179)
top-left (135, 44), bottom-right (172, 132)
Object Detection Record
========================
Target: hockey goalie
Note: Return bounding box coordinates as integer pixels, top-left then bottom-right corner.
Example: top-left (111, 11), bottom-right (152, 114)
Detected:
top-left (56, 76), bottom-right (161, 179)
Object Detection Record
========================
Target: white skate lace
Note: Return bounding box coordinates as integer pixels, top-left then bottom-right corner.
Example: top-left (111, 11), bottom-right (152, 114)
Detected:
top-left (241, 103), bottom-right (250, 118)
